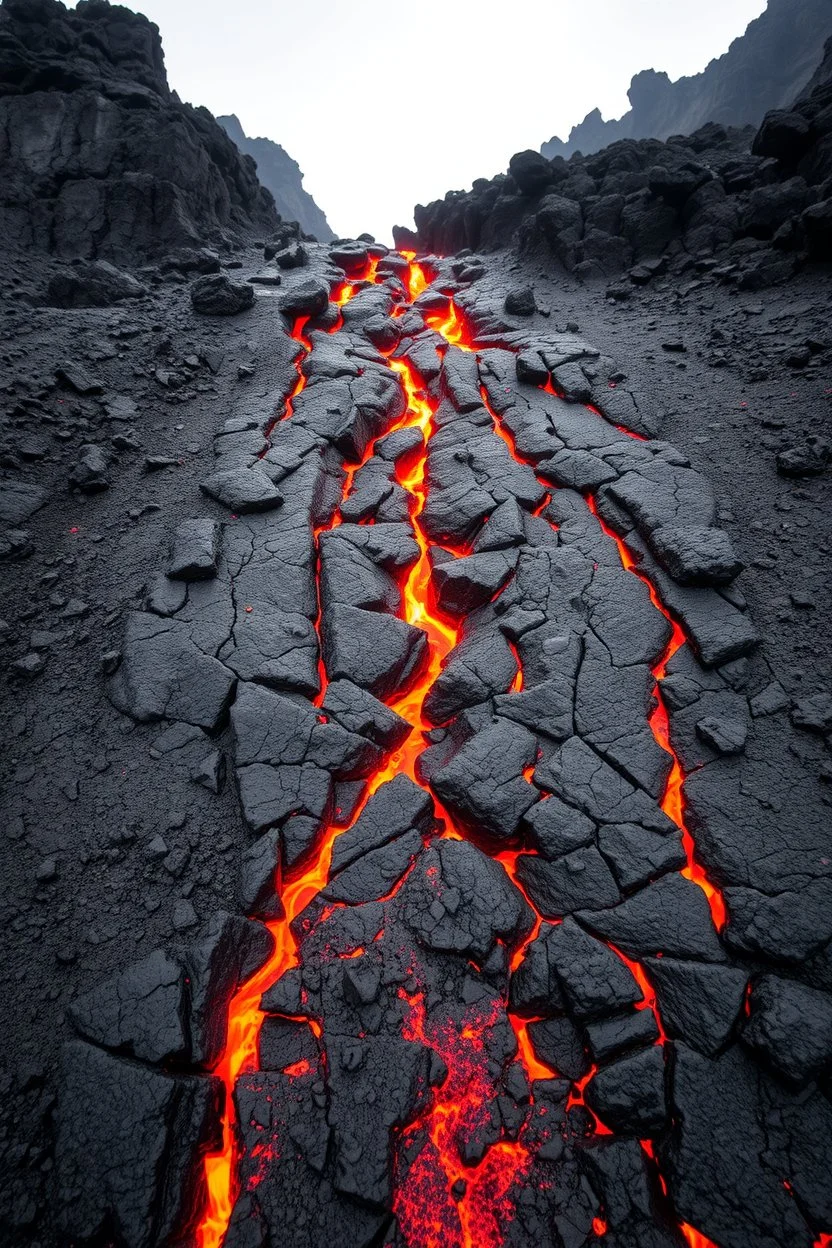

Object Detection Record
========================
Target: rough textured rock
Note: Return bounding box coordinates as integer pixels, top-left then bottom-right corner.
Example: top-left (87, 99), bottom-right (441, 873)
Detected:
top-left (0, 0), bottom-right (279, 260)
top-left (4, 192), bottom-right (831, 1248)
top-left (191, 274), bottom-right (255, 316)
top-left (402, 23), bottom-right (832, 292)
top-left (55, 1041), bottom-right (221, 1248)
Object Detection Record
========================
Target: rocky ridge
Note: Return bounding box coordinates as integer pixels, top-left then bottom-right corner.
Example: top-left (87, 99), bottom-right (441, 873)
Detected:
top-left (399, 38), bottom-right (832, 295)
top-left (542, 0), bottom-right (832, 160)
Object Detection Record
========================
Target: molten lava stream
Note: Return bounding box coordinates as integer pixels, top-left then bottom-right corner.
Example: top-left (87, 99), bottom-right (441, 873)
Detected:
top-left (396, 989), bottom-right (534, 1248)
top-left (583, 495), bottom-right (726, 929)
top-left (416, 298), bottom-right (725, 1244)
top-left (197, 260), bottom-right (474, 1248)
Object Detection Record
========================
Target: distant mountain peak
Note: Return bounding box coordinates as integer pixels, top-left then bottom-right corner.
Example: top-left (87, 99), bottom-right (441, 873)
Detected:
top-left (218, 115), bottom-right (335, 242)
top-left (542, 0), bottom-right (832, 158)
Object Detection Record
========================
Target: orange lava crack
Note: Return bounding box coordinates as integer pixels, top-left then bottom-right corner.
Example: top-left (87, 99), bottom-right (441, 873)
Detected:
top-left (196, 254), bottom-right (729, 1248)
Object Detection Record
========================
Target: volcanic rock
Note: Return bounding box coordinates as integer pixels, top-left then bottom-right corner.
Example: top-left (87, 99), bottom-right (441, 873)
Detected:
top-left (108, 610), bottom-right (236, 730)
top-left (0, 0), bottom-right (279, 260)
top-left (167, 519), bottom-right (220, 581)
top-left (190, 274), bottom-right (255, 316)
top-left (185, 911), bottom-right (274, 1067)
top-left (278, 278), bottom-right (330, 318)
top-left (68, 949), bottom-right (187, 1064)
top-left (46, 260), bottom-right (147, 307)
top-left (329, 775), bottom-right (433, 875)
top-left (430, 718), bottom-right (538, 842)
top-left (322, 604), bottom-right (428, 699)
top-left (742, 974), bottom-right (832, 1086)
top-left (400, 839), bottom-right (535, 960)
top-left (648, 525), bottom-right (743, 586)
top-left (68, 444), bottom-right (110, 492)
top-left (0, 480), bottom-right (46, 525)
top-left (504, 286), bottom-right (536, 316)
top-left (199, 468), bottom-right (283, 513)
top-left (584, 1045), bottom-right (667, 1135)
top-left (528, 1016), bottom-right (590, 1081)
top-left (55, 1041), bottom-right (221, 1248)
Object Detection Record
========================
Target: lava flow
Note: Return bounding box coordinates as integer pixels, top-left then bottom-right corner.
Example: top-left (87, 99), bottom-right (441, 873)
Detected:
top-left (198, 255), bottom-right (731, 1248)
top-left (583, 495), bottom-right (726, 929)
top-left (196, 259), bottom-right (484, 1248)
top-left (395, 990), bottom-right (532, 1248)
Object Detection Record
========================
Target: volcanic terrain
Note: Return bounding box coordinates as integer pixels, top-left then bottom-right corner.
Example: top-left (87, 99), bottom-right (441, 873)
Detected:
top-left (1, 3), bottom-right (831, 1248)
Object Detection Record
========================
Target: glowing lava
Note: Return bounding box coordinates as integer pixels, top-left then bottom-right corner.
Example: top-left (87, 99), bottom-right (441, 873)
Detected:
top-left (396, 991), bottom-right (532, 1248)
top-left (681, 1226), bottom-right (721, 1248)
top-left (198, 253), bottom-right (729, 1248)
top-left (197, 259), bottom-right (473, 1248)
top-left (583, 496), bottom-right (726, 930)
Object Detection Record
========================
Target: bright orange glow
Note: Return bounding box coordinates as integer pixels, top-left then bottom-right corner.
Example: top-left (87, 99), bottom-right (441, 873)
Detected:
top-left (282, 1058), bottom-right (313, 1077)
top-left (407, 261), bottom-right (428, 301)
top-left (425, 299), bottom-right (472, 349)
top-left (197, 819), bottom-right (340, 1246)
top-left (494, 848), bottom-right (543, 970)
top-left (680, 1225), bottom-right (720, 1248)
top-left (333, 256), bottom-right (380, 309)
top-left (396, 990), bottom-right (532, 1248)
top-left (259, 314), bottom-right (310, 451)
top-left (583, 496), bottom-right (726, 930)
top-left (509, 1014), bottom-right (558, 1081)
top-left (198, 258), bottom-right (723, 1248)
top-left (197, 259), bottom-right (487, 1248)
top-left (610, 945), bottom-right (667, 1043)
top-left (565, 1064), bottom-right (613, 1135)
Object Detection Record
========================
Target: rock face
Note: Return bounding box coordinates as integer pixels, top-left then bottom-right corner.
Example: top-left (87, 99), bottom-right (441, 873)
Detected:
top-left (218, 114), bottom-right (335, 242)
top-left (0, 0), bottom-right (279, 260)
top-left (399, 36), bottom-right (832, 290)
top-left (541, 0), bottom-right (832, 159)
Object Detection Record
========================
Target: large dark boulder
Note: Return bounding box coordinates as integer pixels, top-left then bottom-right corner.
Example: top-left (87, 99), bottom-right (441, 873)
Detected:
top-left (508, 150), bottom-right (554, 196)
top-left (752, 109), bottom-right (813, 162)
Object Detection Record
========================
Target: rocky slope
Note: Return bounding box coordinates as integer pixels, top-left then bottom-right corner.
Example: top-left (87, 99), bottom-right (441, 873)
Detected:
top-left (542, 0), bottom-right (832, 159)
top-left (0, 231), bottom-right (830, 1248)
top-left (218, 114), bottom-right (335, 242)
top-left (397, 38), bottom-right (832, 293)
top-left (0, 0), bottom-right (279, 261)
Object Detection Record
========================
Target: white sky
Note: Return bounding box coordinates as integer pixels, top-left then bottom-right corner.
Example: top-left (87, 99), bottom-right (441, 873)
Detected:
top-left (67, 0), bottom-right (766, 241)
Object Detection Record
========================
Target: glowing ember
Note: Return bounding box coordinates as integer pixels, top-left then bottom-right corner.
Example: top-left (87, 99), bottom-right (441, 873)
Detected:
top-left (396, 990), bottom-right (532, 1248)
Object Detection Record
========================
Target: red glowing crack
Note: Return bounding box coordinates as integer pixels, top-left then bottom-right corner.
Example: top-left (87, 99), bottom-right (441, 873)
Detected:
top-left (196, 257), bottom-right (731, 1248)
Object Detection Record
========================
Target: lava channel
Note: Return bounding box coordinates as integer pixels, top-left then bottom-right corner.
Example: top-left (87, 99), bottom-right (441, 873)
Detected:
top-left (197, 255), bottom-right (731, 1248)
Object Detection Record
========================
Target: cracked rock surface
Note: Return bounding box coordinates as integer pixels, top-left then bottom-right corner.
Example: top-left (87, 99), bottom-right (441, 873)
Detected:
top-left (1, 23), bottom-right (830, 1245)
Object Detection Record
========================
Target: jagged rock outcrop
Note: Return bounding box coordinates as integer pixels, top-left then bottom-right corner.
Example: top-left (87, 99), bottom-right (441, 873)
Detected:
top-left (542, 0), bottom-right (832, 159)
top-left (218, 114), bottom-right (334, 243)
top-left (397, 36), bottom-right (832, 290)
top-left (0, 0), bottom-right (279, 260)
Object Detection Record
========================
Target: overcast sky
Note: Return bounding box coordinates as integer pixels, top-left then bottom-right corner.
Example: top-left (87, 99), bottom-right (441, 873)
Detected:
top-left (68, 0), bottom-right (766, 241)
